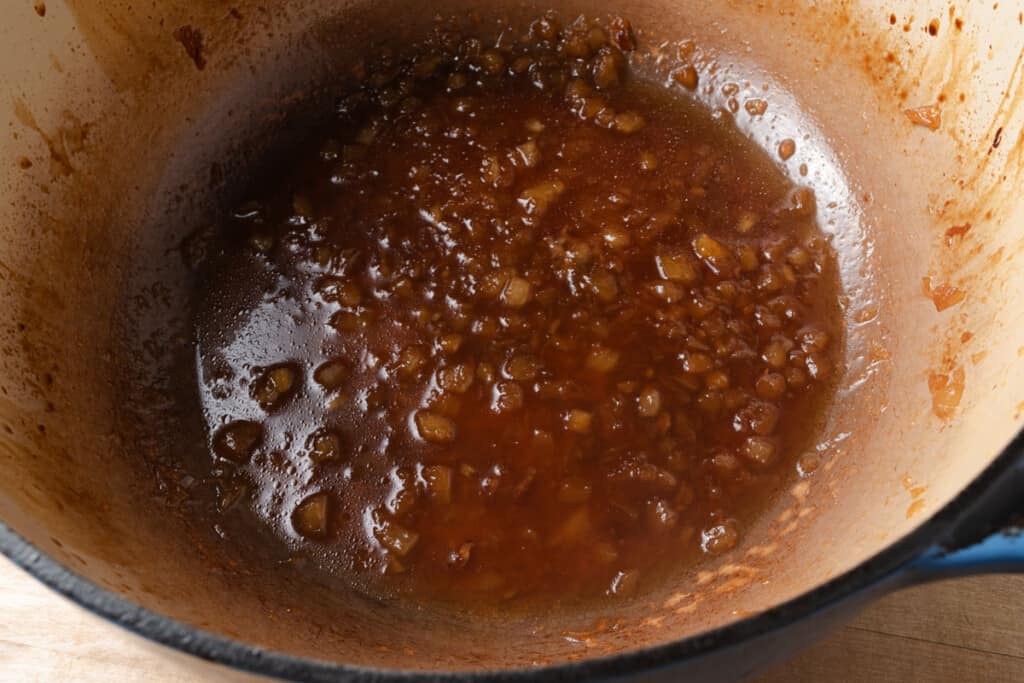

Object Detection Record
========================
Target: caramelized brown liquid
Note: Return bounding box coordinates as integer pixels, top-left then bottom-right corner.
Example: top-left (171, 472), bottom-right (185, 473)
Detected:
top-left (191, 16), bottom-right (842, 606)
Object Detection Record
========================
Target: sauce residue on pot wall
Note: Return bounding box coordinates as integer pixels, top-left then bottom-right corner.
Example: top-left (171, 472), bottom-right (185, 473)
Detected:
top-left (900, 474), bottom-right (927, 519)
top-left (922, 277), bottom-right (965, 313)
top-left (903, 103), bottom-right (941, 130)
top-left (173, 25), bottom-right (207, 71)
top-left (927, 365), bottom-right (965, 421)
top-left (11, 99), bottom-right (89, 177)
top-left (748, 2), bottom-right (1024, 428)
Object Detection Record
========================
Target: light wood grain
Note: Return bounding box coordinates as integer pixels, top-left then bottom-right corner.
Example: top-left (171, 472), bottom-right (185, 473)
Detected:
top-left (755, 575), bottom-right (1024, 683)
top-left (0, 556), bottom-right (259, 683)
top-left (0, 556), bottom-right (1021, 682)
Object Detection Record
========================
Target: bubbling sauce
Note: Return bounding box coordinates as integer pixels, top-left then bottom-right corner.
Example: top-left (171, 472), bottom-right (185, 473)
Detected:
top-left (193, 14), bottom-right (842, 605)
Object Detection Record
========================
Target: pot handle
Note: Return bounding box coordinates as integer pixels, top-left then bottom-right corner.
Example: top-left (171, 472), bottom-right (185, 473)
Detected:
top-left (906, 457), bottom-right (1024, 579)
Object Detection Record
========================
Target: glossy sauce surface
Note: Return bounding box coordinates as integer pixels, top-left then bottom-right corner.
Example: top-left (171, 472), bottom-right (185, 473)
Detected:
top-left (194, 15), bottom-right (842, 605)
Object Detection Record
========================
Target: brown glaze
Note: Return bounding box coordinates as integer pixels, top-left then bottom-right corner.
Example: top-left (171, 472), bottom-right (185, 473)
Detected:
top-left (186, 15), bottom-right (842, 607)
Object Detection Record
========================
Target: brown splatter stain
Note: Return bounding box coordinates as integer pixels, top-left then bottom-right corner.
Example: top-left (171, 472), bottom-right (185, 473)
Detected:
top-left (944, 222), bottom-right (972, 246)
top-left (59, 110), bottom-right (89, 155)
top-left (17, 157), bottom-right (32, 169)
top-left (822, 0), bottom-right (1024, 415)
top-left (931, 285), bottom-right (964, 311)
top-left (12, 100), bottom-right (77, 177)
top-left (33, 1), bottom-right (46, 17)
top-left (906, 499), bottom-right (926, 519)
top-left (926, 19), bottom-right (939, 36)
top-left (854, 305), bottom-right (879, 323)
top-left (778, 138), bottom-right (796, 160)
top-left (900, 475), bottom-right (928, 499)
top-left (922, 276), bottom-right (965, 311)
top-left (928, 365), bottom-right (965, 421)
top-left (991, 126), bottom-right (1003, 150)
top-left (904, 104), bottom-right (941, 130)
top-left (172, 25), bottom-right (206, 71)
top-left (869, 340), bottom-right (891, 361)
top-left (938, 46), bottom-right (1024, 217)
top-left (744, 98), bottom-right (768, 116)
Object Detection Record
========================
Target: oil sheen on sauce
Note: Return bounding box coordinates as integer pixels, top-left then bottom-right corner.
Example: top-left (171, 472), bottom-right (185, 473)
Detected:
top-left (191, 14), bottom-right (843, 606)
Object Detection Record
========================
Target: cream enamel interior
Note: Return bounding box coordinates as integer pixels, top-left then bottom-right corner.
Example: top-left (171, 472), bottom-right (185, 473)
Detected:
top-left (0, 0), bottom-right (1021, 672)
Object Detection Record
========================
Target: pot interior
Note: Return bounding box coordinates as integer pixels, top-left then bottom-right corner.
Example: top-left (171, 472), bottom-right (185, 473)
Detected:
top-left (0, 0), bottom-right (1021, 672)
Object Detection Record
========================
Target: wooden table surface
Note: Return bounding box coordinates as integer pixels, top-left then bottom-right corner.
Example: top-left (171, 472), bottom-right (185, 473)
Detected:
top-left (0, 556), bottom-right (1020, 682)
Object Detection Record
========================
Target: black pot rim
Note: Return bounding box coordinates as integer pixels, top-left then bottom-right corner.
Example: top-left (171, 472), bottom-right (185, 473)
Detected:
top-left (2, 424), bottom-right (1022, 682)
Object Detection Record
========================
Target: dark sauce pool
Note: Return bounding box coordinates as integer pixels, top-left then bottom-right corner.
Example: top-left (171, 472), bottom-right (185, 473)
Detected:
top-left (172, 14), bottom-right (843, 607)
